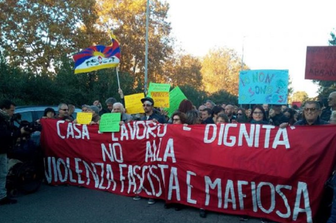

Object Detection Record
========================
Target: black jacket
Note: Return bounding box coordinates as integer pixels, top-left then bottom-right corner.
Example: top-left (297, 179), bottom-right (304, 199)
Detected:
top-left (0, 110), bottom-right (21, 154)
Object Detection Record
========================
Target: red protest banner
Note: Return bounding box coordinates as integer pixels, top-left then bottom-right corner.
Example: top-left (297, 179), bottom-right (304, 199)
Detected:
top-left (305, 46), bottom-right (336, 81)
top-left (40, 119), bottom-right (336, 223)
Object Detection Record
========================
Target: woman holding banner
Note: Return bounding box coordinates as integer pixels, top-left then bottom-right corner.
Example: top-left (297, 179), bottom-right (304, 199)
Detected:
top-left (248, 105), bottom-right (269, 125)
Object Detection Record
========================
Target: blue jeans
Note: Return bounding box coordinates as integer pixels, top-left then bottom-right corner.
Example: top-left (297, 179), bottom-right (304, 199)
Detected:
top-left (0, 153), bottom-right (7, 200)
top-left (327, 175), bottom-right (336, 223)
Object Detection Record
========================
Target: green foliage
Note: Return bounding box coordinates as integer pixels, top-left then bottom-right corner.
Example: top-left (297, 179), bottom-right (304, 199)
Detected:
top-left (0, 54), bottom-right (137, 107)
top-left (179, 85), bottom-right (238, 107)
top-left (208, 90), bottom-right (238, 106)
top-left (201, 47), bottom-right (247, 96)
top-left (179, 85), bottom-right (207, 107)
top-left (0, 0), bottom-right (100, 74)
top-left (165, 54), bottom-right (203, 88)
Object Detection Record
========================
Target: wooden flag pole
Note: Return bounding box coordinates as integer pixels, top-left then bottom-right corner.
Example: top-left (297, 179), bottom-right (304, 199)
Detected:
top-left (116, 67), bottom-right (121, 90)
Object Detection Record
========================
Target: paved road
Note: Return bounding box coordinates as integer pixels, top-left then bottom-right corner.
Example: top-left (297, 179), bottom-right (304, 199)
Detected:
top-left (0, 184), bottom-right (268, 223)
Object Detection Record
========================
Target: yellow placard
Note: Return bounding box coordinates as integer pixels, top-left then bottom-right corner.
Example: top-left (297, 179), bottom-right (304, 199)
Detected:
top-left (124, 93), bottom-right (145, 114)
top-left (76, 112), bottom-right (93, 124)
top-left (151, 91), bottom-right (170, 108)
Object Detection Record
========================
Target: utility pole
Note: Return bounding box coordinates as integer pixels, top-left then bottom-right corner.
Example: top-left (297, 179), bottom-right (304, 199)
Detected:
top-left (144, 0), bottom-right (149, 95)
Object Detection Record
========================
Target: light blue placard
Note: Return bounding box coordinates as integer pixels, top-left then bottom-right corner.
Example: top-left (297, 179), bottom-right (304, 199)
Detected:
top-left (238, 70), bottom-right (288, 105)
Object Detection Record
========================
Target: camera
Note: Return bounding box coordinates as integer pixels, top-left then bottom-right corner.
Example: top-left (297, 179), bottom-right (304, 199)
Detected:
top-left (20, 120), bottom-right (42, 133)
top-left (11, 114), bottom-right (42, 133)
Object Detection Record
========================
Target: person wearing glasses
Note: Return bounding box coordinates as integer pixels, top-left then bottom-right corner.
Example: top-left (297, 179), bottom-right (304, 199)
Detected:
top-left (322, 91), bottom-right (336, 122)
top-left (248, 105), bottom-right (269, 125)
top-left (56, 103), bottom-right (72, 121)
top-left (236, 108), bottom-right (248, 123)
top-left (134, 97), bottom-right (166, 205)
top-left (140, 97), bottom-right (166, 124)
top-left (171, 111), bottom-right (187, 124)
top-left (293, 101), bottom-right (328, 126)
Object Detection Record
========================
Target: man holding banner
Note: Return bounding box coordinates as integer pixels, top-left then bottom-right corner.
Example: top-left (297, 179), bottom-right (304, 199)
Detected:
top-left (112, 102), bottom-right (133, 124)
top-left (140, 97), bottom-right (166, 123)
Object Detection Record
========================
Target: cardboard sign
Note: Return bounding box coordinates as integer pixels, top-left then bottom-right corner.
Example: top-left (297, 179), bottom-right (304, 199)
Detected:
top-left (76, 112), bottom-right (93, 124)
top-left (124, 93), bottom-right (145, 114)
top-left (305, 46), bottom-right (336, 81)
top-left (99, 113), bottom-right (121, 132)
top-left (147, 82), bottom-right (170, 97)
top-left (165, 86), bottom-right (187, 117)
top-left (239, 70), bottom-right (288, 104)
top-left (151, 91), bottom-right (170, 108)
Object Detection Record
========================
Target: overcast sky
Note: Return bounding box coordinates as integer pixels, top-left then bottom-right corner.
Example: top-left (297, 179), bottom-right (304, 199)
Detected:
top-left (167, 0), bottom-right (336, 97)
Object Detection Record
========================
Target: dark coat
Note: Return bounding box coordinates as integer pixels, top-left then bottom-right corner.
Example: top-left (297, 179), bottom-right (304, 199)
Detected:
top-left (0, 110), bottom-right (20, 154)
top-left (294, 117), bottom-right (329, 126)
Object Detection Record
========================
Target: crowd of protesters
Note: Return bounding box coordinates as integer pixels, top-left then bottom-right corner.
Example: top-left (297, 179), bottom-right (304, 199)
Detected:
top-left (2, 90), bottom-right (336, 222)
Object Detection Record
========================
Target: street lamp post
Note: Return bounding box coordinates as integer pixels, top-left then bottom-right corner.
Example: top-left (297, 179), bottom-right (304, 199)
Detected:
top-left (144, 0), bottom-right (149, 95)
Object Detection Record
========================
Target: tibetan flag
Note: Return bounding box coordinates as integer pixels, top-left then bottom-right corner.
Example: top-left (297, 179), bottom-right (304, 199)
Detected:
top-left (73, 35), bottom-right (121, 74)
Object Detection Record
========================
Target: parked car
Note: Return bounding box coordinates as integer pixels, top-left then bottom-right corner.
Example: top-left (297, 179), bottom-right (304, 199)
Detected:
top-left (14, 105), bottom-right (81, 124)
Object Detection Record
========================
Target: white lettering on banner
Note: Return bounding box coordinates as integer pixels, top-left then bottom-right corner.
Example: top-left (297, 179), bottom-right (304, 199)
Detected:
top-left (44, 156), bottom-right (313, 222)
top-left (203, 124), bottom-right (290, 149)
top-left (148, 165), bottom-right (162, 197)
top-left (74, 158), bottom-right (84, 184)
top-left (119, 164), bottom-right (127, 192)
top-left (276, 185), bottom-right (292, 218)
top-left (101, 143), bottom-right (123, 163)
top-left (157, 164), bottom-right (169, 187)
top-left (167, 167), bottom-right (180, 201)
top-left (66, 158), bottom-right (76, 183)
top-left (56, 121), bottom-right (90, 140)
top-left (56, 120), bottom-right (65, 139)
top-left (157, 124), bottom-right (167, 137)
top-left (136, 121), bottom-right (147, 140)
top-left (145, 140), bottom-right (159, 162)
top-left (204, 176), bottom-right (222, 208)
top-left (237, 180), bottom-right (249, 210)
top-left (163, 139), bottom-right (176, 163)
top-left (95, 163), bottom-right (107, 189)
top-left (145, 138), bottom-right (175, 163)
top-left (203, 177), bottom-right (312, 221)
top-left (56, 158), bottom-right (67, 182)
top-left (110, 122), bottom-right (167, 141)
top-left (293, 182), bottom-right (312, 223)
top-left (120, 125), bottom-right (129, 141)
top-left (83, 160), bottom-right (99, 187)
top-left (224, 180), bottom-right (237, 209)
top-left (186, 171), bottom-right (197, 204)
top-left (44, 157), bottom-right (52, 183)
top-left (257, 182), bottom-right (275, 214)
top-left (106, 164), bottom-right (117, 191)
top-left (127, 165), bottom-right (136, 193)
top-left (251, 182), bottom-right (257, 212)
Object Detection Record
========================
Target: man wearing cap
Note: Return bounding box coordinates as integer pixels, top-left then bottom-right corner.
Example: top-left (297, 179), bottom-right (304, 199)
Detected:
top-left (141, 97), bottom-right (166, 123)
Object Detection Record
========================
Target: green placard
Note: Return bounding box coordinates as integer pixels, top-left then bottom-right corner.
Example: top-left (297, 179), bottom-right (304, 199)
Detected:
top-left (147, 82), bottom-right (170, 97)
top-left (99, 113), bottom-right (121, 132)
top-left (165, 86), bottom-right (187, 117)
